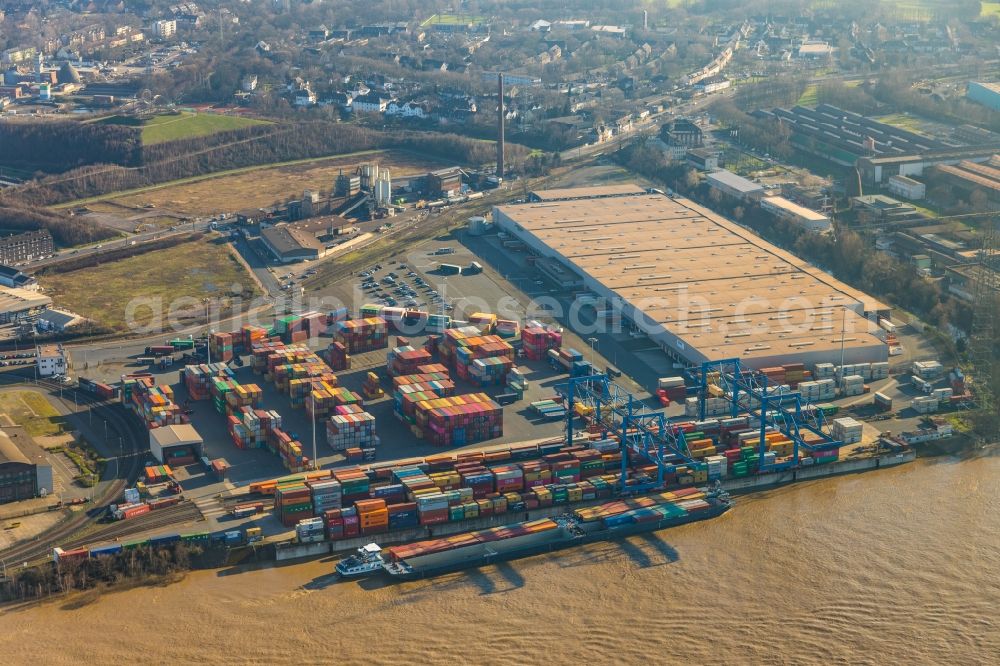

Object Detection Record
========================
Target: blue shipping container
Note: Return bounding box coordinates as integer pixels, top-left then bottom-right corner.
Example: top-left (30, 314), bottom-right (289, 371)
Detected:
top-left (90, 544), bottom-right (123, 557)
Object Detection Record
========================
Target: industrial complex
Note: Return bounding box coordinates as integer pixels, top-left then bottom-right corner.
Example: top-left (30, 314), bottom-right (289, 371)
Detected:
top-left (494, 189), bottom-right (889, 369)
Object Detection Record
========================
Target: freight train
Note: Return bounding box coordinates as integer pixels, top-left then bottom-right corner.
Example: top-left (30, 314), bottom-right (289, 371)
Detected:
top-left (51, 525), bottom-right (263, 564)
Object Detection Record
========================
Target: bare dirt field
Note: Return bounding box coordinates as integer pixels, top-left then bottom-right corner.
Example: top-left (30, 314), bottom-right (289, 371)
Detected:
top-left (109, 150), bottom-right (448, 217)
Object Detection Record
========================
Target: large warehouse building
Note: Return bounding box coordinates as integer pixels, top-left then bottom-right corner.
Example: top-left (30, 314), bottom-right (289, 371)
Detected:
top-left (494, 189), bottom-right (889, 369)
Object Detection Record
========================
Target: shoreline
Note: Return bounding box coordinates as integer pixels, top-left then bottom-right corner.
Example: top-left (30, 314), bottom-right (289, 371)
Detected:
top-left (9, 441), bottom-right (998, 609)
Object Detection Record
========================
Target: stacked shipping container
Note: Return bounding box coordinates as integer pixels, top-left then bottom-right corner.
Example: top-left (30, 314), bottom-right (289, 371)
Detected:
top-left (334, 317), bottom-right (388, 353)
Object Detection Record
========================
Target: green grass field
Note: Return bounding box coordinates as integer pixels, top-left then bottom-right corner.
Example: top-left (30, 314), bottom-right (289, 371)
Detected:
top-left (39, 240), bottom-right (259, 332)
top-left (140, 112), bottom-right (271, 145)
top-left (0, 391), bottom-right (66, 437)
top-left (874, 113), bottom-right (924, 133)
top-left (878, 0), bottom-right (997, 19)
top-left (420, 13), bottom-right (487, 26)
top-left (797, 83), bottom-right (819, 107)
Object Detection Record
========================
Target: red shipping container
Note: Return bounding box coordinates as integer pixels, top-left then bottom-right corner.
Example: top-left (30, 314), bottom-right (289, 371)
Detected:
top-left (419, 508), bottom-right (449, 525)
top-left (122, 504), bottom-right (151, 520)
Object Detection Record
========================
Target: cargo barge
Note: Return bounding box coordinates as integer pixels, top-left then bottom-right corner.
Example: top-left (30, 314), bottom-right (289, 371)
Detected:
top-left (335, 486), bottom-right (731, 580)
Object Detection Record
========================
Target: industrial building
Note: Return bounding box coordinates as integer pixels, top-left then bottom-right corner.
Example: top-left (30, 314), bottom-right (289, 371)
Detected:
top-left (759, 195), bottom-right (831, 232)
top-left (966, 81), bottom-right (1000, 112)
top-left (149, 424), bottom-right (204, 465)
top-left (887, 174), bottom-right (926, 200)
top-left (687, 148), bottom-right (720, 171)
top-left (0, 286), bottom-right (51, 324)
top-left (0, 264), bottom-right (37, 289)
top-left (0, 427), bottom-right (53, 504)
top-left (705, 170), bottom-right (764, 200)
top-left (261, 216), bottom-right (347, 263)
top-left (36, 344), bottom-right (68, 377)
top-left (493, 189), bottom-right (889, 369)
top-left (0, 229), bottom-right (54, 265)
top-left (857, 146), bottom-right (1000, 187)
top-left (661, 118), bottom-right (703, 148)
top-left (425, 167), bottom-right (463, 198)
top-left (930, 156), bottom-right (1000, 205)
top-left (527, 184), bottom-right (645, 202)
top-left (765, 103), bottom-right (955, 167)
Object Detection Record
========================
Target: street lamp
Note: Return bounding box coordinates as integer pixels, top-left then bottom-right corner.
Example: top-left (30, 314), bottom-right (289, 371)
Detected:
top-left (310, 392), bottom-right (318, 471)
top-left (587, 337), bottom-right (599, 368)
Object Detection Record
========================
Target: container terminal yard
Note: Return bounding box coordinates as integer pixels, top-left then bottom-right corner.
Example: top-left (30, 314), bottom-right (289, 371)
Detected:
top-left (9, 187), bottom-right (961, 572)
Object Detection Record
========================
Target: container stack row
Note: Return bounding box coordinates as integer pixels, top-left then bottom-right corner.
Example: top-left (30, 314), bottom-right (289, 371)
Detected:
top-left (334, 317), bottom-right (388, 353)
top-left (494, 319), bottom-right (520, 339)
top-left (274, 481), bottom-right (313, 527)
top-left (360, 304), bottom-right (452, 334)
top-left (227, 407), bottom-right (281, 450)
top-left (121, 375), bottom-right (184, 430)
top-left (387, 345), bottom-right (433, 377)
top-left (468, 312), bottom-right (497, 334)
top-left (182, 363), bottom-right (236, 401)
top-left (327, 405), bottom-right (378, 451)
top-left (840, 374), bottom-right (865, 396)
top-left (521, 324), bottom-right (561, 361)
top-left (469, 356), bottom-right (514, 387)
top-left (412, 393), bottom-right (503, 446)
top-left (240, 325), bottom-right (269, 351)
top-left (324, 341), bottom-right (351, 371)
top-left (209, 332), bottom-right (234, 362)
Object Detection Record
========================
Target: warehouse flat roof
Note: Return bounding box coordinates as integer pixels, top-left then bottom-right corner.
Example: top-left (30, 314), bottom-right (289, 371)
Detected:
top-left (529, 184), bottom-right (646, 201)
top-left (705, 170), bottom-right (764, 193)
top-left (889, 175), bottom-right (923, 187)
top-left (761, 195), bottom-right (829, 222)
top-left (936, 164), bottom-right (1000, 192)
top-left (261, 224), bottom-right (324, 256)
top-left (971, 81), bottom-right (1000, 94)
top-left (0, 427), bottom-right (46, 466)
top-left (150, 424), bottom-right (203, 447)
top-left (495, 194), bottom-right (889, 364)
top-left (0, 287), bottom-right (51, 314)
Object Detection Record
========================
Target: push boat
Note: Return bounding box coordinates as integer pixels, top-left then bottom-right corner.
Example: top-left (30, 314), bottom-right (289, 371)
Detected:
top-left (334, 543), bottom-right (385, 578)
top-left (335, 485), bottom-right (732, 581)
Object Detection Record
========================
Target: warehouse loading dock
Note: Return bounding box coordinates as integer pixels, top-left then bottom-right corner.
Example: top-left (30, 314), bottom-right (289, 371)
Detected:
top-left (493, 191), bottom-right (889, 369)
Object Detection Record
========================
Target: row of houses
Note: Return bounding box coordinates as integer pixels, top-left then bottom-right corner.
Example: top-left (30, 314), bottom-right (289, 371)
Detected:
top-left (287, 82), bottom-right (478, 122)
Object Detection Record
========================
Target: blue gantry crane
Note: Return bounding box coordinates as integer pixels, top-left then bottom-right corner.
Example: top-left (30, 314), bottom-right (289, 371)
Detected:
top-left (554, 373), bottom-right (695, 494)
top-left (697, 358), bottom-right (842, 471)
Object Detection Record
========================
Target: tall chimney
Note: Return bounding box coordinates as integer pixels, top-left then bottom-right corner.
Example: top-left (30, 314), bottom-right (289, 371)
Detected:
top-left (497, 73), bottom-right (505, 179)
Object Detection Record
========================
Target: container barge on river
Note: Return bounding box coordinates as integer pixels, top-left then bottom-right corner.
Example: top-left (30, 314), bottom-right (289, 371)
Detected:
top-left (335, 486), bottom-right (731, 580)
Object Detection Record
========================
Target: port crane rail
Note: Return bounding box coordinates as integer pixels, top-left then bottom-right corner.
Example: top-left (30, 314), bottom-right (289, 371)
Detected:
top-left (697, 359), bottom-right (843, 472)
top-left (555, 373), bottom-right (694, 494)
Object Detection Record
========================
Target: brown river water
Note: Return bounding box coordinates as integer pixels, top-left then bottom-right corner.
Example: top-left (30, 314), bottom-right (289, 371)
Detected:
top-left (1, 455), bottom-right (998, 664)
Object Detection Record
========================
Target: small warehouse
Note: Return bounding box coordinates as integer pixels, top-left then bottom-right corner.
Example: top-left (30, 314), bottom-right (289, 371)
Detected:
top-left (759, 195), bottom-right (831, 233)
top-left (0, 286), bottom-right (52, 324)
top-left (0, 427), bottom-right (53, 503)
top-left (149, 424), bottom-right (204, 465)
top-left (706, 169), bottom-right (765, 201)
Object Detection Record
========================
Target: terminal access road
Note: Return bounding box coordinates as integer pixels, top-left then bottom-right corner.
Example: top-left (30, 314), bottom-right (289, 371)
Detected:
top-left (0, 375), bottom-right (149, 567)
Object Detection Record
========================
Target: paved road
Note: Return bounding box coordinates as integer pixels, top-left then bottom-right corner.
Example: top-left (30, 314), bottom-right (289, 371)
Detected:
top-left (26, 220), bottom-right (212, 271)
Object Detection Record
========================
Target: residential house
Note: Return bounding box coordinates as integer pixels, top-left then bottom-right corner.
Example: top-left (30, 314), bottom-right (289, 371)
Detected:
top-left (293, 87), bottom-right (316, 107)
top-left (353, 92), bottom-right (392, 113)
top-left (385, 100), bottom-right (428, 119)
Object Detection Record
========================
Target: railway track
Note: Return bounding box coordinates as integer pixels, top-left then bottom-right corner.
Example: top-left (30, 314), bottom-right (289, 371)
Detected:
top-left (0, 377), bottom-right (148, 566)
top-left (58, 501), bottom-right (203, 551)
